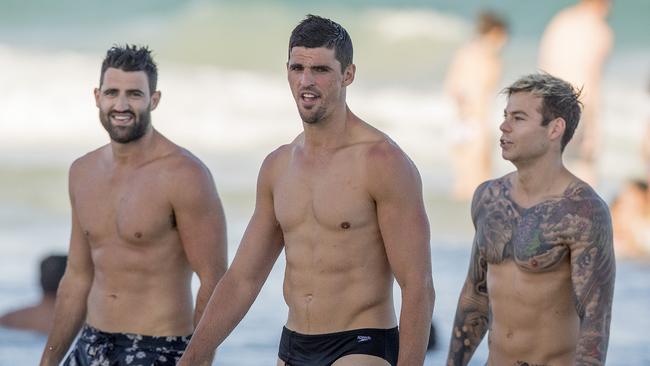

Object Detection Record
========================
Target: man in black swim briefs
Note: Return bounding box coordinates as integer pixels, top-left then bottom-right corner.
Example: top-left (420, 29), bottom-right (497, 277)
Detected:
top-left (178, 14), bottom-right (435, 366)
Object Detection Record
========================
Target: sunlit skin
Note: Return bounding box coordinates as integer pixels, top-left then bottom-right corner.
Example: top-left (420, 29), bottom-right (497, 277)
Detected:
top-left (447, 91), bottom-right (614, 365)
top-left (177, 45), bottom-right (434, 366)
top-left (39, 68), bottom-right (227, 366)
top-left (287, 46), bottom-right (354, 126)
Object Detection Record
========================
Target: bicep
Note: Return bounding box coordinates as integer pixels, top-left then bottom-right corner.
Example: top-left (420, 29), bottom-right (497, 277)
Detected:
top-left (570, 203), bottom-right (615, 319)
top-left (173, 168), bottom-right (228, 279)
top-left (373, 159), bottom-right (431, 286)
top-left (64, 192), bottom-right (93, 288)
top-left (227, 160), bottom-right (284, 287)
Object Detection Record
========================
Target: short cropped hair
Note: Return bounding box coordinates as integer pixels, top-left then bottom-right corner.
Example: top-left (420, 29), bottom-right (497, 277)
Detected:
top-left (503, 73), bottom-right (583, 151)
top-left (40, 255), bottom-right (67, 295)
top-left (289, 14), bottom-right (353, 72)
top-left (100, 45), bottom-right (158, 94)
top-left (476, 11), bottom-right (508, 35)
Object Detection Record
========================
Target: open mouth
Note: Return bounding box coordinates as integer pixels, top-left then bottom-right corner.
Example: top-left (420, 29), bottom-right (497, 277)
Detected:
top-left (110, 113), bottom-right (135, 126)
top-left (300, 91), bottom-right (320, 106)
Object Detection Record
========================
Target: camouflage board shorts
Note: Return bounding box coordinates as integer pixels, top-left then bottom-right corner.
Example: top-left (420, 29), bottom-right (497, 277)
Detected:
top-left (63, 324), bottom-right (191, 366)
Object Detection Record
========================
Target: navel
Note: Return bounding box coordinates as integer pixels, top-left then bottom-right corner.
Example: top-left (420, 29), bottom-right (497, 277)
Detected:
top-left (134, 232), bottom-right (142, 239)
top-left (340, 221), bottom-right (351, 229)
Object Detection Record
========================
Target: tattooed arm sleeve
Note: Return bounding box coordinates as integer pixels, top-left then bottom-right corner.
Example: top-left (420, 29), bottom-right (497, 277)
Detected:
top-left (571, 197), bottom-right (615, 365)
top-left (447, 183), bottom-right (490, 366)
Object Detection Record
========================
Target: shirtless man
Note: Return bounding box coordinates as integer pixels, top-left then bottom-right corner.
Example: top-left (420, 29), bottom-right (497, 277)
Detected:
top-left (538, 0), bottom-right (614, 185)
top-left (178, 15), bottom-right (434, 366)
top-left (39, 45), bottom-right (228, 366)
top-left (0, 255), bottom-right (66, 334)
top-left (447, 73), bottom-right (615, 365)
top-left (444, 11), bottom-right (508, 200)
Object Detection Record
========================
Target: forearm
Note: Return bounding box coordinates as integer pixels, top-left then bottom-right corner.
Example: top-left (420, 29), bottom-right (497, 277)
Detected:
top-left (178, 273), bottom-right (261, 366)
top-left (193, 276), bottom-right (220, 327)
top-left (397, 280), bottom-right (435, 366)
top-left (574, 305), bottom-right (613, 365)
top-left (40, 280), bottom-right (90, 365)
top-left (446, 288), bottom-right (489, 366)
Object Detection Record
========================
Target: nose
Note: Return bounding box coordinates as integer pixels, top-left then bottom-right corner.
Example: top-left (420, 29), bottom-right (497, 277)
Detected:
top-left (300, 69), bottom-right (315, 87)
top-left (499, 118), bottom-right (511, 133)
top-left (114, 93), bottom-right (129, 111)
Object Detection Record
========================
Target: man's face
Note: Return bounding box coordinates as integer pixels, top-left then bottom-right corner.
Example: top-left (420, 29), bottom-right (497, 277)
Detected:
top-left (94, 68), bottom-right (160, 143)
top-left (287, 46), bottom-right (353, 124)
top-left (499, 92), bottom-right (556, 164)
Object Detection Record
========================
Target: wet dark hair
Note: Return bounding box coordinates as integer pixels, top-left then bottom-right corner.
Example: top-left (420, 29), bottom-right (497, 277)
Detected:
top-left (40, 255), bottom-right (67, 295)
top-left (100, 44), bottom-right (158, 94)
top-left (503, 73), bottom-right (583, 152)
top-left (289, 14), bottom-right (353, 72)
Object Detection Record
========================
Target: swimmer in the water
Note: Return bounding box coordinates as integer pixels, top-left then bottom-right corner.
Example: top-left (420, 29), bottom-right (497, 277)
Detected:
top-left (178, 14), bottom-right (435, 366)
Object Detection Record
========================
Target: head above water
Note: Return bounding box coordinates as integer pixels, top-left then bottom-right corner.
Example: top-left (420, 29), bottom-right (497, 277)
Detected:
top-left (40, 255), bottom-right (67, 296)
top-left (503, 73), bottom-right (583, 152)
top-left (476, 10), bottom-right (508, 36)
top-left (100, 44), bottom-right (158, 95)
top-left (289, 14), bottom-right (353, 73)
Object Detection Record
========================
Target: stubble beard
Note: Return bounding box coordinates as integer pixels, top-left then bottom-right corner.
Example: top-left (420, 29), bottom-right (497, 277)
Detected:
top-left (299, 105), bottom-right (327, 124)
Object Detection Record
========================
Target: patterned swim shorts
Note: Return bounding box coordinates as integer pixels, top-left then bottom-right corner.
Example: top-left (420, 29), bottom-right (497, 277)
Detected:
top-left (63, 324), bottom-right (191, 366)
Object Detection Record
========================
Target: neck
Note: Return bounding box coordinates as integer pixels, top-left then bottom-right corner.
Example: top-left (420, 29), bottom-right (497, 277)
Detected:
top-left (511, 153), bottom-right (571, 201)
top-left (302, 104), bottom-right (352, 151)
top-left (109, 127), bottom-right (157, 165)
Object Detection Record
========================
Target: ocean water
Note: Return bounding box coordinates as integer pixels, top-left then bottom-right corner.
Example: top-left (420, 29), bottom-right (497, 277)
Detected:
top-left (1, 1), bottom-right (650, 365)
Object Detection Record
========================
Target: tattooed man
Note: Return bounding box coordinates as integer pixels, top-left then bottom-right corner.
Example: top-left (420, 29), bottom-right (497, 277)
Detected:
top-left (447, 73), bottom-right (615, 366)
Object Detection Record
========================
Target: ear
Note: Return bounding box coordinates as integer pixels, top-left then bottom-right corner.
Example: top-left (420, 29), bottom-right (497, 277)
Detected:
top-left (149, 91), bottom-right (161, 111)
top-left (342, 63), bottom-right (355, 87)
top-left (548, 117), bottom-right (566, 142)
top-left (94, 88), bottom-right (101, 108)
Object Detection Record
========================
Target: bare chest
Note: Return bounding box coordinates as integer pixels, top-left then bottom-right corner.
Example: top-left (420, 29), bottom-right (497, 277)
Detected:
top-left (274, 160), bottom-right (375, 233)
top-left (476, 198), bottom-right (572, 272)
top-left (73, 171), bottom-right (176, 246)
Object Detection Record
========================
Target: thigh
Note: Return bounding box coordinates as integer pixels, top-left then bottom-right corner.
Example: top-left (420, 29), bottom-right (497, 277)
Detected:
top-left (333, 354), bottom-right (391, 366)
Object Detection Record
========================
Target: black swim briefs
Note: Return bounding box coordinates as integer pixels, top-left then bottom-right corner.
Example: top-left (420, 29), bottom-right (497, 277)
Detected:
top-left (63, 324), bottom-right (191, 366)
top-left (278, 326), bottom-right (399, 366)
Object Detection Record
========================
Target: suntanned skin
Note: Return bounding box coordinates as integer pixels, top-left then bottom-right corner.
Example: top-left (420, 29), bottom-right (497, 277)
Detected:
top-left (178, 46), bottom-right (434, 366)
top-left (447, 91), bottom-right (615, 365)
top-left (445, 25), bottom-right (507, 200)
top-left (39, 68), bottom-right (227, 365)
top-left (0, 294), bottom-right (57, 334)
top-left (538, 0), bottom-right (613, 184)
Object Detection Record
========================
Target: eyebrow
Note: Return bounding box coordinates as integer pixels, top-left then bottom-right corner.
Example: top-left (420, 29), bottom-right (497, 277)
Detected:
top-left (504, 110), bottom-right (530, 117)
top-left (288, 62), bottom-right (332, 70)
top-left (102, 87), bottom-right (145, 94)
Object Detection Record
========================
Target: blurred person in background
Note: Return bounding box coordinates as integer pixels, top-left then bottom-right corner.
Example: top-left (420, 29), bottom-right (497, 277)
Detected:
top-left (0, 255), bottom-right (67, 335)
top-left (447, 73), bottom-right (615, 365)
top-left (611, 180), bottom-right (649, 258)
top-left (39, 45), bottom-right (228, 366)
top-left (444, 11), bottom-right (509, 201)
top-left (538, 0), bottom-right (614, 186)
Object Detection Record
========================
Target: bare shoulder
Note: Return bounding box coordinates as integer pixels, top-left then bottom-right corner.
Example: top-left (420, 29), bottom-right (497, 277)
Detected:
top-left (156, 146), bottom-right (215, 188)
top-left (68, 145), bottom-right (110, 187)
top-left (258, 142), bottom-right (293, 183)
top-left (567, 180), bottom-right (612, 225)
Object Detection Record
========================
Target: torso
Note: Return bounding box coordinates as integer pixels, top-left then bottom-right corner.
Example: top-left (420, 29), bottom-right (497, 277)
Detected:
top-left (73, 143), bottom-right (195, 336)
top-left (474, 174), bottom-right (602, 365)
top-left (273, 128), bottom-right (397, 334)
